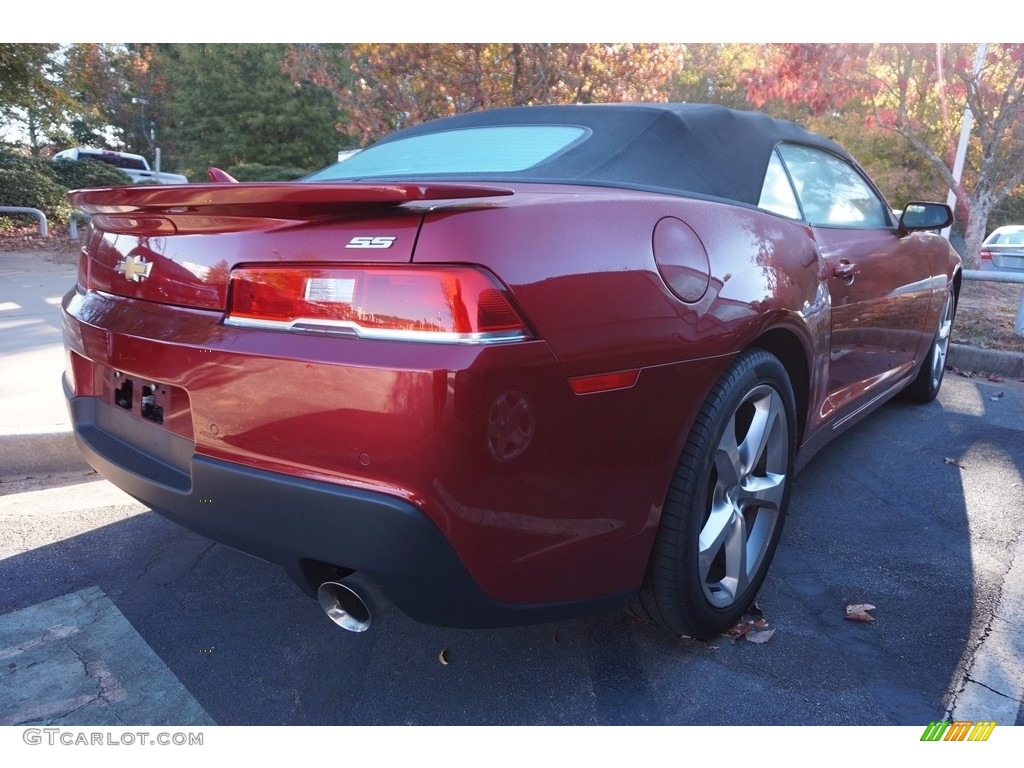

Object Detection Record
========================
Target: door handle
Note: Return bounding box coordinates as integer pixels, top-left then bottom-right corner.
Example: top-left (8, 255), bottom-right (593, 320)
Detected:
top-left (833, 261), bottom-right (858, 282)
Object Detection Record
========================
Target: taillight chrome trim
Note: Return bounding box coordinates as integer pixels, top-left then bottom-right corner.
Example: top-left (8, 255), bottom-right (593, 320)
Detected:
top-left (223, 315), bottom-right (531, 345)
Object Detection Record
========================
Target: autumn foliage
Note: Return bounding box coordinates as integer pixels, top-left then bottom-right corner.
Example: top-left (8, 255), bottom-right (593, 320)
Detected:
top-left (744, 43), bottom-right (1024, 264)
top-left (285, 43), bottom-right (685, 144)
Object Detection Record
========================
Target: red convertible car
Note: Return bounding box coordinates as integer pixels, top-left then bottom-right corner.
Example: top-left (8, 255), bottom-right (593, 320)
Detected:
top-left (62, 104), bottom-right (960, 638)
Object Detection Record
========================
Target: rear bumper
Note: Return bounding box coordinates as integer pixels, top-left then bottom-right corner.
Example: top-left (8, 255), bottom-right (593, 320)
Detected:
top-left (66, 384), bottom-right (631, 627)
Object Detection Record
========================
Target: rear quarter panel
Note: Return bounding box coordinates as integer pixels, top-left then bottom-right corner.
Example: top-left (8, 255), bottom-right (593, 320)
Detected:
top-left (407, 186), bottom-right (830, 598)
top-left (411, 185), bottom-right (827, 377)
top-left (412, 185), bottom-right (828, 425)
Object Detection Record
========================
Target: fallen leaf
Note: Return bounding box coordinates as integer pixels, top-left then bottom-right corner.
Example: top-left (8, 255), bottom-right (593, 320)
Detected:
top-left (990, 391), bottom-right (1005, 401)
top-left (724, 607), bottom-right (773, 644)
top-left (944, 457), bottom-right (966, 469)
top-left (953, 368), bottom-right (973, 378)
top-left (745, 629), bottom-right (776, 644)
top-left (988, 374), bottom-right (1005, 383)
top-left (438, 648), bottom-right (449, 665)
top-left (725, 621), bottom-right (752, 643)
top-left (845, 603), bottom-right (876, 622)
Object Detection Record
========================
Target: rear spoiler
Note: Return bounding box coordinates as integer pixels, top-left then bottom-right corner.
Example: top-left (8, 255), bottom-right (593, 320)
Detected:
top-left (207, 167), bottom-right (238, 183)
top-left (68, 181), bottom-right (514, 220)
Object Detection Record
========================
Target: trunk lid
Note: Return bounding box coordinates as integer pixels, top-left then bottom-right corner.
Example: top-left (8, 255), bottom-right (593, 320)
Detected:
top-left (72, 182), bottom-right (512, 311)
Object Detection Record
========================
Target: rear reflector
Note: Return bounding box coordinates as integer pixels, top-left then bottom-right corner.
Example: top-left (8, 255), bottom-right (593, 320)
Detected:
top-left (226, 265), bottom-right (531, 344)
top-left (568, 370), bottom-right (640, 395)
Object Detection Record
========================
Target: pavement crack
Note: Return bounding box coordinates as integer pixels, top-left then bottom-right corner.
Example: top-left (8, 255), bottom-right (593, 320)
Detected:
top-left (140, 539), bottom-right (216, 587)
top-left (65, 642), bottom-right (128, 716)
top-left (963, 675), bottom-right (1014, 701)
top-left (187, 542), bottom-right (217, 575)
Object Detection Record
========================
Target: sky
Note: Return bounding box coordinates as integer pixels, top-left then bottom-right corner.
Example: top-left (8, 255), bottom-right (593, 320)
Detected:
top-left (4, 1), bottom-right (1005, 43)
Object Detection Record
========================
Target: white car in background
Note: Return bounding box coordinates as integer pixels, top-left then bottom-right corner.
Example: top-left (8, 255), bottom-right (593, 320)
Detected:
top-left (980, 225), bottom-right (1024, 271)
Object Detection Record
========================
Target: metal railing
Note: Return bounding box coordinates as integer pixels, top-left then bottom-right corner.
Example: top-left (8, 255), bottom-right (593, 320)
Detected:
top-left (68, 211), bottom-right (91, 239)
top-left (0, 206), bottom-right (47, 237)
top-left (962, 269), bottom-right (1024, 336)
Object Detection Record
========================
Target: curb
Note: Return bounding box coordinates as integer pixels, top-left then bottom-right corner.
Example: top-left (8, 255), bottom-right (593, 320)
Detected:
top-left (948, 343), bottom-right (1024, 380)
top-left (0, 430), bottom-right (89, 478)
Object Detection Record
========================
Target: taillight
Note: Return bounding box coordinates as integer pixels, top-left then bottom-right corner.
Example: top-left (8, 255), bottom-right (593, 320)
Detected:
top-left (979, 248), bottom-right (992, 262)
top-left (226, 265), bottom-right (532, 344)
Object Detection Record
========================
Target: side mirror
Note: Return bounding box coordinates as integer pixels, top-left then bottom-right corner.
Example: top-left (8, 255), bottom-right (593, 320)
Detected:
top-left (899, 202), bottom-right (953, 232)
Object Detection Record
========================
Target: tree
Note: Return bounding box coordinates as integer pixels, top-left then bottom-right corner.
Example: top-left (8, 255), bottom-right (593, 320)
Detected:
top-left (1, 44), bottom-right (149, 156)
top-left (0, 44), bottom-right (74, 155)
top-left (1, 44), bottom-right (58, 106)
top-left (744, 43), bottom-right (1024, 267)
top-left (666, 44), bottom-right (761, 109)
top-left (154, 44), bottom-right (342, 178)
top-left (286, 44), bottom-right (686, 145)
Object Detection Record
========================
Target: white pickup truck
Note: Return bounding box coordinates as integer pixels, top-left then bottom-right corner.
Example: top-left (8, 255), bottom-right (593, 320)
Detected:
top-left (52, 147), bottom-right (188, 185)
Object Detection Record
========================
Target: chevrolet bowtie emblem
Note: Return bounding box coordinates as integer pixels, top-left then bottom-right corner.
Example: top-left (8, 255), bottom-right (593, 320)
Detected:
top-left (116, 255), bottom-right (153, 282)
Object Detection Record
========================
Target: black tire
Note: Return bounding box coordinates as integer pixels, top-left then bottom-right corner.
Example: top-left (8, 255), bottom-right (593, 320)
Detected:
top-left (639, 348), bottom-right (796, 638)
top-left (906, 285), bottom-right (955, 403)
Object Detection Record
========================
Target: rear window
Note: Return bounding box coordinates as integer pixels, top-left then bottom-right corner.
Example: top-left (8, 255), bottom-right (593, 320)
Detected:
top-left (992, 230), bottom-right (1024, 245)
top-left (305, 125), bottom-right (588, 180)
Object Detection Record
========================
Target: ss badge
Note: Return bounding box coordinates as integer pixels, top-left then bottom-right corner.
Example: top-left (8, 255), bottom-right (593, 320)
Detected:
top-left (346, 236), bottom-right (397, 249)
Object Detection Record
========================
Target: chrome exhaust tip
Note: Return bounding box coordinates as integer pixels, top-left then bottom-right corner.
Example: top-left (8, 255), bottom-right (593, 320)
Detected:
top-left (317, 575), bottom-right (389, 632)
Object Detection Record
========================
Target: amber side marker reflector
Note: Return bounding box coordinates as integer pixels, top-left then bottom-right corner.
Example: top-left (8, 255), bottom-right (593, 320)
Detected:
top-left (568, 370), bottom-right (640, 395)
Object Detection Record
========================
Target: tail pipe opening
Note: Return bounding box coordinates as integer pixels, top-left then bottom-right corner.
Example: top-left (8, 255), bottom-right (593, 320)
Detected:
top-left (317, 574), bottom-right (391, 632)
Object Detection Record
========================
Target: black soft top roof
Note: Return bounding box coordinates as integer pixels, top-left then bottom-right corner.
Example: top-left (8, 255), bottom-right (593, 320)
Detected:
top-left (371, 103), bottom-right (852, 205)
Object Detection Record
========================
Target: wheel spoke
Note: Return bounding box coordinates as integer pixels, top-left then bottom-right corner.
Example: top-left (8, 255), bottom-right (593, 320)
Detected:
top-left (698, 498), bottom-right (748, 603)
top-left (713, 415), bottom-right (743, 489)
top-left (737, 472), bottom-right (786, 511)
top-left (736, 389), bottom-right (783, 475)
top-left (698, 499), bottom-right (734, 568)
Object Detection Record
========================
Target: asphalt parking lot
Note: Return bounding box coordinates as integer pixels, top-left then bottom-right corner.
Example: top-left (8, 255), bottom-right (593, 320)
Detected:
top-left (2, 249), bottom-right (1023, 726)
top-left (2, 381), bottom-right (1023, 726)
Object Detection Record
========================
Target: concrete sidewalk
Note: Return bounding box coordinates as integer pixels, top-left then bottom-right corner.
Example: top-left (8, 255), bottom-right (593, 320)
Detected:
top-left (2, 247), bottom-right (1023, 480)
top-left (1, 250), bottom-right (88, 478)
